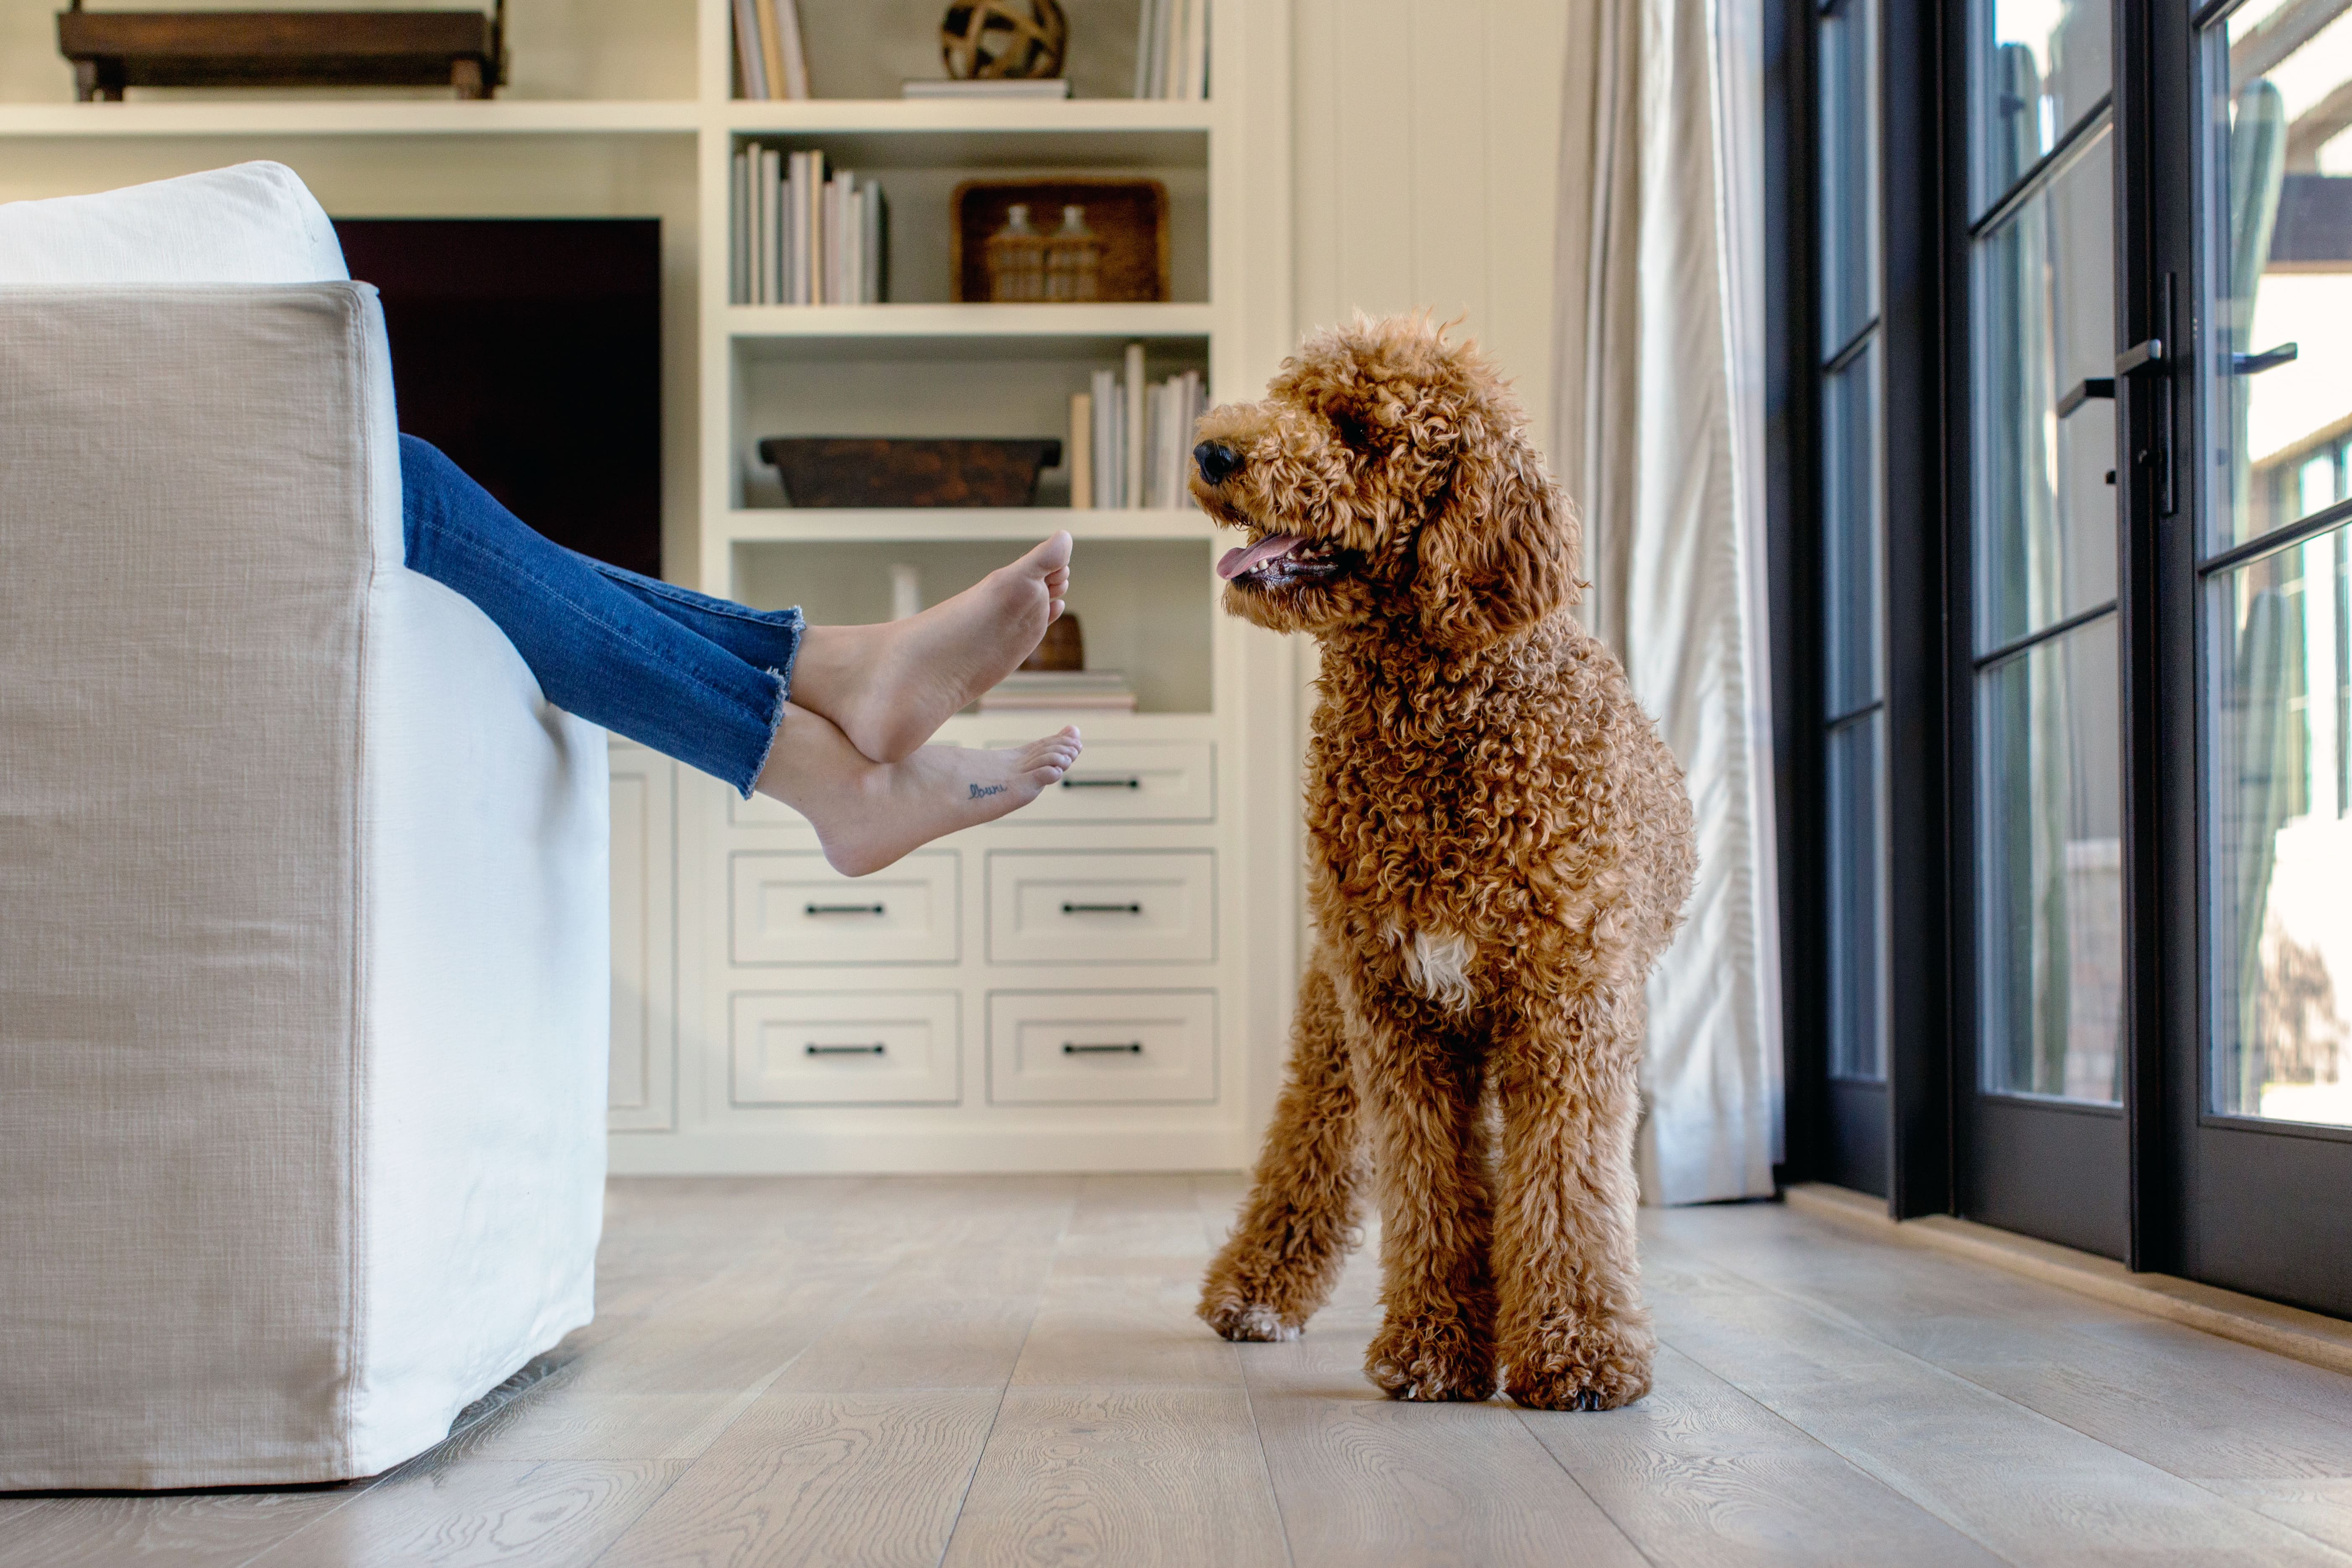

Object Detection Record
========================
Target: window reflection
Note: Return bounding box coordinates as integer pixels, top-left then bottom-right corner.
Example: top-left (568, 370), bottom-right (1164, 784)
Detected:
top-left (1979, 620), bottom-right (2124, 1104)
top-left (2208, 3), bottom-right (2352, 549)
top-left (2210, 529), bottom-right (2352, 1127)
top-left (1971, 0), bottom-right (2111, 216)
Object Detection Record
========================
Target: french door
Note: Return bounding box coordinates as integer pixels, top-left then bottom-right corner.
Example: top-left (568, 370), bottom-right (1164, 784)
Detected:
top-left (1789, 0), bottom-right (2352, 1314)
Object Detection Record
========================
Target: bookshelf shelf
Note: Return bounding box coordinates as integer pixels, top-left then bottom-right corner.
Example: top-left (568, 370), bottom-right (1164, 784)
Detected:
top-left (723, 303), bottom-right (1215, 342)
top-left (718, 99), bottom-right (1216, 134)
top-left (719, 506), bottom-right (1218, 544)
top-left (0, 101), bottom-right (703, 137)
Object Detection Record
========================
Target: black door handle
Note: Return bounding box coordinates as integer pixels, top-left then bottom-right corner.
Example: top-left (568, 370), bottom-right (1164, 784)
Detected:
top-left (804, 903), bottom-right (885, 916)
top-left (806, 1042), bottom-right (886, 1055)
top-left (1063, 1042), bottom-right (1144, 1054)
top-left (1062, 902), bottom-right (1143, 914)
top-left (2233, 342), bottom-right (2299, 375)
top-left (2058, 377), bottom-right (2115, 418)
top-left (1061, 777), bottom-right (1142, 789)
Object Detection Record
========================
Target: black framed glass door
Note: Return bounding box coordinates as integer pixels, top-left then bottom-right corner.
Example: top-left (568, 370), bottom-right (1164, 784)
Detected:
top-left (2149, 0), bottom-right (2352, 1316)
top-left (1955, 0), bottom-right (2132, 1258)
top-left (1773, 0), bottom-right (2352, 1315)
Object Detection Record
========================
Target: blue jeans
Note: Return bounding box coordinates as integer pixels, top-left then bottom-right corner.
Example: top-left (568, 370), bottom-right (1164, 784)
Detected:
top-left (399, 434), bottom-right (801, 796)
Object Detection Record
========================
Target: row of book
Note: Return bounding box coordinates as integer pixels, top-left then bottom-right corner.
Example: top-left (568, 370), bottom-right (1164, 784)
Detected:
top-left (731, 146), bottom-right (888, 306)
top-left (1135, 0), bottom-right (1211, 100)
top-left (731, 0), bottom-right (810, 100)
top-left (977, 669), bottom-right (1137, 713)
top-left (1071, 345), bottom-right (1206, 512)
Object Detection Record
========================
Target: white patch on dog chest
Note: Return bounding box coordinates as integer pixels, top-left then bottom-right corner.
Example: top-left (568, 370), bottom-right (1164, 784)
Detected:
top-left (1389, 924), bottom-right (1476, 1012)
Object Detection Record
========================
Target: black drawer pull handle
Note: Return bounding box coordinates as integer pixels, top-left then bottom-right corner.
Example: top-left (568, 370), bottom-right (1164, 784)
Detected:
top-left (806, 1042), bottom-right (886, 1056)
top-left (805, 903), bottom-right (885, 916)
top-left (1063, 1042), bottom-right (1144, 1055)
top-left (1062, 902), bottom-right (1143, 915)
top-left (1061, 777), bottom-right (1141, 789)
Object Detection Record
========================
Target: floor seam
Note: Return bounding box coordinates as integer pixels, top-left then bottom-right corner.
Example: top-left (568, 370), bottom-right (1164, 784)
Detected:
top-left (928, 1178), bottom-right (1081, 1567)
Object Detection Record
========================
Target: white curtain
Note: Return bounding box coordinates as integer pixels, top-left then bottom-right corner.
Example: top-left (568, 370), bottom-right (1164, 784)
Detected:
top-left (1553, 0), bottom-right (1783, 1204)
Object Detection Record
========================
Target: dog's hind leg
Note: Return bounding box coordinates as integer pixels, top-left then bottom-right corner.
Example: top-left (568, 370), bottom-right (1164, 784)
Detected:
top-left (1489, 979), bottom-right (1654, 1411)
top-left (1200, 951), bottom-right (1367, 1341)
top-left (1357, 996), bottom-right (1499, 1402)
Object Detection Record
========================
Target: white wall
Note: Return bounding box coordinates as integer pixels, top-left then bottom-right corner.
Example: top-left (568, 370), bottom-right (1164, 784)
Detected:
top-left (1290, 0), bottom-right (1569, 459)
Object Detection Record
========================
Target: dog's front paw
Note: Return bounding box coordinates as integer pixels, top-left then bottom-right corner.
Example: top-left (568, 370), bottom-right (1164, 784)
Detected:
top-left (1501, 1317), bottom-right (1654, 1411)
top-left (1201, 1299), bottom-right (1303, 1342)
top-left (1365, 1314), bottom-right (1497, 1402)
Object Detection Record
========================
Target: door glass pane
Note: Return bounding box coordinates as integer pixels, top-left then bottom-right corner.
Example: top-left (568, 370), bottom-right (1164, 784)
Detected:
top-left (1970, 0), bottom-right (2111, 217)
top-left (1979, 616), bottom-right (2124, 1102)
top-left (2204, 4), bottom-right (2352, 551)
top-left (1828, 712), bottom-right (1887, 1081)
top-left (1974, 129), bottom-right (2118, 652)
top-left (1820, 0), bottom-right (1879, 354)
top-left (2208, 526), bottom-right (2352, 1127)
top-left (1825, 345), bottom-right (1883, 716)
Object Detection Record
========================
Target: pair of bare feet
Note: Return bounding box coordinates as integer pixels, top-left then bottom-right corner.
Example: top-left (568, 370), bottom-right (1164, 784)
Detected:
top-left (754, 533), bottom-right (1082, 876)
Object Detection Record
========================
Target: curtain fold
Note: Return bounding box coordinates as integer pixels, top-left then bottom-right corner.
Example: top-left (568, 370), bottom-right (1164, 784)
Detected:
top-left (1553, 0), bottom-right (1783, 1204)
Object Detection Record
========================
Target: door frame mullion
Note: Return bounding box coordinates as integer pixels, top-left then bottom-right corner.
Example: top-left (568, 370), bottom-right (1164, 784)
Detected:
top-left (2115, 0), bottom-right (2192, 1278)
top-left (1881, 0), bottom-right (1958, 1218)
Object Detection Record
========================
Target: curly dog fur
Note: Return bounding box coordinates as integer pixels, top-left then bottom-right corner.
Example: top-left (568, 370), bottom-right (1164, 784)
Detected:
top-left (1191, 314), bottom-right (1696, 1410)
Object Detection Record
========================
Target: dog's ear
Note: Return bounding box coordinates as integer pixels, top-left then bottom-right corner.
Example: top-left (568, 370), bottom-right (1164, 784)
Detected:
top-left (1413, 403), bottom-right (1582, 650)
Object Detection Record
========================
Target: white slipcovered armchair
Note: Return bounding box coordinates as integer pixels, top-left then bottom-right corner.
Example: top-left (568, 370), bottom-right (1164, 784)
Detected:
top-left (0, 163), bottom-right (611, 1489)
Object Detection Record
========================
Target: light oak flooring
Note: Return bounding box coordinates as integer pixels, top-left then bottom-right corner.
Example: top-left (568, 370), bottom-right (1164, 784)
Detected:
top-left (9, 1175), bottom-right (2352, 1566)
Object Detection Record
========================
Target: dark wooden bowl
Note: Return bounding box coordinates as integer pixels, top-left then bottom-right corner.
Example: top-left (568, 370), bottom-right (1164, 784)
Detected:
top-left (757, 437), bottom-right (1064, 508)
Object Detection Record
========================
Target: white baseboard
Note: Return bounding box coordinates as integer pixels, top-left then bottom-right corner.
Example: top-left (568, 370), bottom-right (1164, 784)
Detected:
top-left (607, 1127), bottom-right (1251, 1175)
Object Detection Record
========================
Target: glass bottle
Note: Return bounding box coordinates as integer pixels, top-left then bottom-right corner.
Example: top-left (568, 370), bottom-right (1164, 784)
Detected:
top-left (1044, 204), bottom-right (1101, 302)
top-left (984, 203), bottom-right (1046, 302)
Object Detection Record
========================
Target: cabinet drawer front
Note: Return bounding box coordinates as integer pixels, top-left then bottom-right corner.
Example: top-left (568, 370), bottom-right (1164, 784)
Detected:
top-left (731, 851), bottom-right (959, 965)
top-left (730, 790), bottom-right (806, 829)
top-left (987, 990), bottom-right (1216, 1104)
top-left (985, 851), bottom-right (1213, 965)
top-left (980, 740), bottom-right (1214, 823)
top-left (731, 991), bottom-right (960, 1105)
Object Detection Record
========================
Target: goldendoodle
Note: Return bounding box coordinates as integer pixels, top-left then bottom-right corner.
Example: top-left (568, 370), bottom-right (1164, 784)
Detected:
top-left (1190, 314), bottom-right (1696, 1410)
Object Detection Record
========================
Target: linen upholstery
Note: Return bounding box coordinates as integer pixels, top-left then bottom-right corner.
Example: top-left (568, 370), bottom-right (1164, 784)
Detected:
top-left (0, 167), bottom-right (609, 1490)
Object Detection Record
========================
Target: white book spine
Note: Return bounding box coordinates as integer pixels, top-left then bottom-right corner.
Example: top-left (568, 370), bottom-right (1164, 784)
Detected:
top-left (1143, 383), bottom-right (1163, 510)
top-left (1164, 0), bottom-right (1183, 99)
top-left (1091, 369), bottom-right (1116, 508)
top-left (732, 0), bottom-right (767, 98)
top-left (837, 180), bottom-right (856, 306)
top-left (775, 0), bottom-right (811, 99)
top-left (730, 150), bottom-right (747, 303)
top-left (1187, 0), bottom-right (1208, 98)
top-left (862, 179), bottom-right (883, 303)
top-left (804, 150), bottom-right (825, 304)
top-left (760, 146), bottom-right (782, 305)
top-left (1139, 0), bottom-right (1164, 98)
top-left (1068, 391), bottom-right (1092, 509)
top-left (1123, 343), bottom-right (1146, 510)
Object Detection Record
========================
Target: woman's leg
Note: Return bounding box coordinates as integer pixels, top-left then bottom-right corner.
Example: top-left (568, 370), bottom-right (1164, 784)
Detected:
top-left (398, 435), bottom-right (1082, 873)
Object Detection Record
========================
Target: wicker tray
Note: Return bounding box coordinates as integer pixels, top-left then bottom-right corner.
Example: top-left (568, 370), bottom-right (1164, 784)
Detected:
top-left (757, 437), bottom-right (1064, 508)
top-left (950, 177), bottom-right (1169, 303)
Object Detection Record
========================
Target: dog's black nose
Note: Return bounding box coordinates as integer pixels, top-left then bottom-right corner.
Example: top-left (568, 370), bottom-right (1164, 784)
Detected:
top-left (1194, 441), bottom-right (1242, 485)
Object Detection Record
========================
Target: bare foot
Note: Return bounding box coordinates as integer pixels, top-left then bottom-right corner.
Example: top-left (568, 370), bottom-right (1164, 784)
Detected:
top-left (755, 703), bottom-right (1081, 876)
top-left (788, 534), bottom-right (1073, 764)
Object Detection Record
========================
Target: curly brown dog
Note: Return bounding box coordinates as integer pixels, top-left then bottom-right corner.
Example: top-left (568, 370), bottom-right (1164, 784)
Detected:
top-left (1190, 314), bottom-right (1696, 1410)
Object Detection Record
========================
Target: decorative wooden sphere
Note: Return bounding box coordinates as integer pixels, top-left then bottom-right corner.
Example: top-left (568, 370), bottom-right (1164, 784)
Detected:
top-left (940, 0), bottom-right (1067, 80)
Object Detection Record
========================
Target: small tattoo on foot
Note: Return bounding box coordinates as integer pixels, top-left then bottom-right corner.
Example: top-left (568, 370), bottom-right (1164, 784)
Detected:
top-left (968, 783), bottom-right (1006, 799)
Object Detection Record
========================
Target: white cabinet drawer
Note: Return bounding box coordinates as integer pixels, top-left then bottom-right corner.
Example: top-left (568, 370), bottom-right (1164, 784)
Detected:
top-left (729, 789), bottom-right (806, 829)
top-left (985, 850), bottom-right (1214, 965)
top-left (730, 851), bottom-right (959, 965)
top-left (731, 990), bottom-right (960, 1105)
top-left (979, 740), bottom-right (1214, 823)
top-left (987, 990), bottom-right (1216, 1104)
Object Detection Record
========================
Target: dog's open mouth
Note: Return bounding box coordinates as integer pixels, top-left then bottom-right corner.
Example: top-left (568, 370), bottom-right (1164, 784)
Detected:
top-left (1215, 532), bottom-right (1348, 588)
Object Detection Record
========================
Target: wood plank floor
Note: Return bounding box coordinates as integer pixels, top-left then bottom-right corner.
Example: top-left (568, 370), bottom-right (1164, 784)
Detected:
top-left (8, 1176), bottom-right (2352, 1566)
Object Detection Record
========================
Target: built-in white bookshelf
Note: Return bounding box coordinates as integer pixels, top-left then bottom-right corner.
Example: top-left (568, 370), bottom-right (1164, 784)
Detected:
top-left (0, 0), bottom-right (1300, 1175)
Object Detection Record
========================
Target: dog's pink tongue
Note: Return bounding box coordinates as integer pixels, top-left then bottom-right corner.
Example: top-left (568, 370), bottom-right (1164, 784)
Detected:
top-left (1216, 533), bottom-right (1307, 581)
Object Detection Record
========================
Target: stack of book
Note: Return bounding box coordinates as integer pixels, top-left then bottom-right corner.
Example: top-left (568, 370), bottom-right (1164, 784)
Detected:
top-left (902, 79), bottom-right (1072, 99)
top-left (978, 669), bottom-right (1138, 713)
top-left (1134, 0), bottom-right (1209, 100)
top-left (731, 146), bottom-right (888, 306)
top-left (732, 0), bottom-right (809, 100)
top-left (1068, 344), bottom-right (1207, 511)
